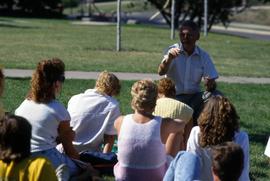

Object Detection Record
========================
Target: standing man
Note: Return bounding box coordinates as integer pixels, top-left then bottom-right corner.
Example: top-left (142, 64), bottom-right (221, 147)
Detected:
top-left (158, 20), bottom-right (219, 125)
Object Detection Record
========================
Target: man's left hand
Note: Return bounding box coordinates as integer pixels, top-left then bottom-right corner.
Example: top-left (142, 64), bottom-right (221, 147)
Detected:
top-left (204, 78), bottom-right (216, 92)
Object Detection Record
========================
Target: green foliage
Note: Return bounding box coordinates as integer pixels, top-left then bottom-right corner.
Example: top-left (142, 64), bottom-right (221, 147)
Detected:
top-left (62, 0), bottom-right (79, 8)
top-left (147, 0), bottom-right (245, 30)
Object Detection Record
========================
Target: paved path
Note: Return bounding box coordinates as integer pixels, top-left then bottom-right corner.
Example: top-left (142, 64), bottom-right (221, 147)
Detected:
top-left (4, 69), bottom-right (270, 84)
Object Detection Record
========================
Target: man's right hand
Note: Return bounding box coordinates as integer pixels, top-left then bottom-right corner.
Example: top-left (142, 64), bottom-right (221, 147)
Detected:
top-left (168, 48), bottom-right (181, 60)
top-left (158, 48), bottom-right (181, 76)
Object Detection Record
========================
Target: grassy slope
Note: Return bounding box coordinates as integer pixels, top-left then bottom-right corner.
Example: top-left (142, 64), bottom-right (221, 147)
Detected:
top-left (0, 17), bottom-right (269, 77)
top-left (3, 78), bottom-right (270, 180)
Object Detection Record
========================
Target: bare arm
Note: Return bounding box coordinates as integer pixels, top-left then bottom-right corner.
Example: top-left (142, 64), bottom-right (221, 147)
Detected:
top-left (161, 118), bottom-right (186, 156)
top-left (103, 134), bottom-right (116, 153)
top-left (114, 116), bottom-right (124, 135)
top-left (160, 118), bottom-right (185, 144)
top-left (58, 121), bottom-right (79, 159)
top-left (158, 48), bottom-right (180, 75)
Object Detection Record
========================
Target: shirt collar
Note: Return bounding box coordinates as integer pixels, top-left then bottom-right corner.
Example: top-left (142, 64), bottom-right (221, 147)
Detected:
top-left (179, 43), bottom-right (200, 56)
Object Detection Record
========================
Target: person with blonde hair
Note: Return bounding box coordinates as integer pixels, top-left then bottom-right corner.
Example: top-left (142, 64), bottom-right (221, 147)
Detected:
top-left (114, 80), bottom-right (185, 181)
top-left (68, 71), bottom-right (121, 153)
top-left (154, 78), bottom-right (193, 152)
top-left (186, 95), bottom-right (250, 181)
top-left (67, 71), bottom-right (120, 175)
top-left (15, 58), bottom-right (81, 179)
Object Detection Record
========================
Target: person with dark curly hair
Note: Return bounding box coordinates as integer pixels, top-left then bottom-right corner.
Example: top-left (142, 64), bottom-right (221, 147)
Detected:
top-left (186, 95), bottom-right (250, 181)
top-left (114, 80), bottom-right (185, 181)
top-left (154, 78), bottom-right (193, 153)
top-left (15, 58), bottom-right (82, 179)
top-left (0, 114), bottom-right (57, 180)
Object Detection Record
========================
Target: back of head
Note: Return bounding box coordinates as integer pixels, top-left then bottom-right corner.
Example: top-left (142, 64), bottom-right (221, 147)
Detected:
top-left (212, 142), bottom-right (244, 181)
top-left (157, 78), bottom-right (176, 98)
top-left (198, 95), bottom-right (240, 147)
top-left (131, 80), bottom-right (157, 112)
top-left (0, 115), bottom-right (32, 163)
top-left (28, 58), bottom-right (65, 103)
top-left (95, 71), bottom-right (121, 96)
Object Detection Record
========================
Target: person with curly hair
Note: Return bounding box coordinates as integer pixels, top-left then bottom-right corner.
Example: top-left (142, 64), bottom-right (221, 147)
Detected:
top-left (15, 58), bottom-right (81, 179)
top-left (0, 114), bottom-right (57, 180)
top-left (186, 95), bottom-right (250, 181)
top-left (114, 80), bottom-right (185, 181)
top-left (154, 78), bottom-right (193, 153)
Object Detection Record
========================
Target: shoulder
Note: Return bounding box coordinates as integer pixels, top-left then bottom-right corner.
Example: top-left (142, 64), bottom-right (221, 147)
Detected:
top-left (190, 126), bottom-right (200, 137)
top-left (234, 131), bottom-right (249, 142)
top-left (106, 96), bottom-right (120, 107)
top-left (196, 46), bottom-right (211, 59)
top-left (49, 100), bottom-right (70, 120)
top-left (49, 100), bottom-right (67, 112)
top-left (161, 117), bottom-right (185, 133)
top-left (114, 115), bottom-right (125, 134)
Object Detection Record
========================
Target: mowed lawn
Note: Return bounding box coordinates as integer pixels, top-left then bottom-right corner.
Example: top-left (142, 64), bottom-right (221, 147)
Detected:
top-left (3, 78), bottom-right (270, 180)
top-left (0, 17), bottom-right (270, 77)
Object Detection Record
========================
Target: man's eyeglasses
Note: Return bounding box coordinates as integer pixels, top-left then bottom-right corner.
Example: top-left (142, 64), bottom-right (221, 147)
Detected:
top-left (180, 33), bottom-right (194, 39)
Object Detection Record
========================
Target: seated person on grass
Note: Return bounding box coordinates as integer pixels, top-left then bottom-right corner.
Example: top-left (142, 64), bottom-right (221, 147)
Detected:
top-left (163, 141), bottom-right (244, 181)
top-left (186, 95), bottom-right (250, 181)
top-left (67, 71), bottom-right (121, 172)
top-left (154, 78), bottom-right (193, 152)
top-left (0, 114), bottom-right (57, 181)
top-left (114, 80), bottom-right (185, 181)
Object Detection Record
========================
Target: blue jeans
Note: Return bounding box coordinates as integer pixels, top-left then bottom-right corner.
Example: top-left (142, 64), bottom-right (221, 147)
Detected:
top-left (163, 151), bottom-right (201, 181)
top-left (32, 148), bottom-right (80, 177)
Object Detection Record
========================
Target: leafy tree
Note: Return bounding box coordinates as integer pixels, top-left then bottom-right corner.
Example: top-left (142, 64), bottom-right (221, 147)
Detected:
top-left (147, 0), bottom-right (268, 31)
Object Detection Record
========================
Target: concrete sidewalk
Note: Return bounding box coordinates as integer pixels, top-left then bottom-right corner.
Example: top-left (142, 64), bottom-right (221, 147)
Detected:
top-left (4, 69), bottom-right (270, 84)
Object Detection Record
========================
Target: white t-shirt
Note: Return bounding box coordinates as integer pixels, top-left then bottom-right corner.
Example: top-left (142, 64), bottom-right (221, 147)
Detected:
top-left (187, 126), bottom-right (250, 181)
top-left (68, 89), bottom-right (120, 152)
top-left (15, 99), bottom-right (70, 152)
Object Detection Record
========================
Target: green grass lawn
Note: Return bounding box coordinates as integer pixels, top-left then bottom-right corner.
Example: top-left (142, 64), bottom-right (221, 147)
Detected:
top-left (3, 78), bottom-right (270, 180)
top-left (0, 17), bottom-right (270, 77)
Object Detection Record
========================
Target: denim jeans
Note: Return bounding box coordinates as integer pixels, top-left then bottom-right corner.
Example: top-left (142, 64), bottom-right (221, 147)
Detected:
top-left (32, 148), bottom-right (80, 178)
top-left (163, 151), bottom-right (201, 181)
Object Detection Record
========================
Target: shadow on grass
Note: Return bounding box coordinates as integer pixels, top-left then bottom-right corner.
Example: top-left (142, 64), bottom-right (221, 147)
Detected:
top-left (249, 133), bottom-right (269, 146)
top-left (0, 23), bottom-right (38, 29)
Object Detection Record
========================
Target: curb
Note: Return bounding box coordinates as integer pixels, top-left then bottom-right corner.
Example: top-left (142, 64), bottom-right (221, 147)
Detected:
top-left (3, 69), bottom-right (270, 84)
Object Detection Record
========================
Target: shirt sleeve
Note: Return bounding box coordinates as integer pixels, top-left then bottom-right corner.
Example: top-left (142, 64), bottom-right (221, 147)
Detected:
top-left (104, 104), bottom-right (121, 135)
top-left (202, 52), bottom-right (219, 79)
top-left (237, 131), bottom-right (250, 181)
top-left (52, 101), bottom-right (71, 122)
